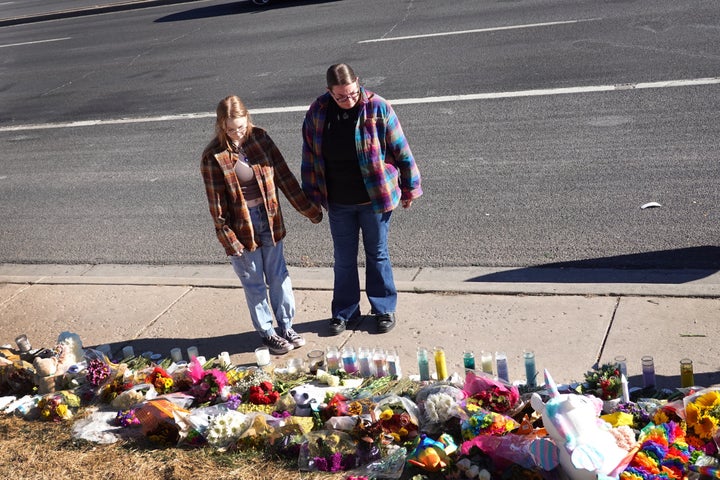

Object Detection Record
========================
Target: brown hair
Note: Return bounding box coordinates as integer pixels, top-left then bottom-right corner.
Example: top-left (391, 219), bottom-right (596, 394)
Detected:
top-left (326, 63), bottom-right (357, 88)
top-left (214, 95), bottom-right (253, 150)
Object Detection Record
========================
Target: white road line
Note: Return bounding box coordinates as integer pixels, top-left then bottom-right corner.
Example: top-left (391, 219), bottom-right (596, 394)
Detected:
top-left (1, 76), bottom-right (719, 132)
top-left (359, 19), bottom-right (601, 44)
top-left (0, 37), bottom-right (71, 48)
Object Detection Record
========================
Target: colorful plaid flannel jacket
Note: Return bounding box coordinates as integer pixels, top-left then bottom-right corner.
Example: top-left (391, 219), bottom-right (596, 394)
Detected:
top-left (201, 127), bottom-right (322, 256)
top-left (301, 88), bottom-right (422, 213)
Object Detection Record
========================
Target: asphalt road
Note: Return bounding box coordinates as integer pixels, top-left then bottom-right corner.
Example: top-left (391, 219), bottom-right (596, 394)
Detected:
top-left (1, 0), bottom-right (718, 269)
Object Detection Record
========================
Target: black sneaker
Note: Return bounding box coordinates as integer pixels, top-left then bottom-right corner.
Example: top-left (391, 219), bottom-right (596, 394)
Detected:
top-left (262, 334), bottom-right (294, 355)
top-left (283, 328), bottom-right (306, 348)
top-left (376, 313), bottom-right (396, 333)
top-left (328, 317), bottom-right (346, 336)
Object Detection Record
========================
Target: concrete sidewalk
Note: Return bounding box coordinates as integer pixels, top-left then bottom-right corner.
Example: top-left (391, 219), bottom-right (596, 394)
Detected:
top-left (1, 263), bottom-right (719, 390)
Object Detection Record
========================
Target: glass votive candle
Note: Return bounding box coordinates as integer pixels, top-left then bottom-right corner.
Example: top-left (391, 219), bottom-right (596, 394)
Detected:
top-left (121, 345), bottom-right (135, 359)
top-left (341, 346), bottom-right (358, 374)
top-left (373, 348), bottom-right (387, 377)
top-left (218, 351), bottom-right (231, 367)
top-left (326, 346), bottom-right (341, 373)
top-left (523, 350), bottom-right (536, 388)
top-left (187, 346), bottom-right (199, 360)
top-left (463, 351), bottom-right (476, 372)
top-left (97, 344), bottom-right (112, 357)
top-left (170, 348), bottom-right (183, 363)
top-left (307, 349), bottom-right (325, 374)
top-left (614, 355), bottom-right (628, 376)
top-left (480, 351), bottom-right (493, 374)
top-left (15, 334), bottom-right (31, 352)
top-left (680, 358), bottom-right (694, 388)
top-left (255, 346), bottom-right (271, 367)
top-left (287, 357), bottom-right (305, 374)
top-left (641, 355), bottom-right (656, 388)
top-left (358, 347), bottom-right (373, 377)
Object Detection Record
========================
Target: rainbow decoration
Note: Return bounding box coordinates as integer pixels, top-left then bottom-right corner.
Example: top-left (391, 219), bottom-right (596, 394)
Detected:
top-left (619, 422), bottom-right (691, 480)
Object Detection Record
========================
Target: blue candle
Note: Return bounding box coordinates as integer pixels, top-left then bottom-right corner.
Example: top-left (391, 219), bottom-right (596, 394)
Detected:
top-left (642, 355), bottom-right (656, 388)
top-left (524, 350), bottom-right (536, 388)
top-left (417, 347), bottom-right (430, 381)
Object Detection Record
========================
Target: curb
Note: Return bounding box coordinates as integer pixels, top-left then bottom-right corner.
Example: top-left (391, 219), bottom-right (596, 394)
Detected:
top-left (0, 0), bottom-right (198, 27)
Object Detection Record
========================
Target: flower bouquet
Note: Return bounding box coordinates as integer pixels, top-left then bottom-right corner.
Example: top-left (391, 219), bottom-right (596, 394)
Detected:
top-left (462, 371), bottom-right (520, 414)
top-left (186, 358), bottom-right (228, 406)
top-left (583, 362), bottom-right (622, 401)
top-left (37, 391), bottom-right (81, 422)
top-left (298, 430), bottom-right (359, 472)
top-left (684, 387), bottom-right (720, 444)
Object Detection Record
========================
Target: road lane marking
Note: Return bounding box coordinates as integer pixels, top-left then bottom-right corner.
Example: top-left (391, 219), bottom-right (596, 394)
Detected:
top-left (1, 76), bottom-right (719, 132)
top-left (0, 37), bottom-right (70, 48)
top-left (359, 19), bottom-right (601, 44)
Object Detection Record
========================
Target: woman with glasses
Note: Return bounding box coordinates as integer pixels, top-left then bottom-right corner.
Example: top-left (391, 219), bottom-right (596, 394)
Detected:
top-left (301, 63), bottom-right (422, 336)
top-left (201, 95), bottom-right (322, 355)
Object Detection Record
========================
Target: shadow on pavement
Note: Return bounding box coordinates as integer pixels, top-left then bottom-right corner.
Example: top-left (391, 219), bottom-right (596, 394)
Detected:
top-left (154, 0), bottom-right (340, 23)
top-left (468, 246), bottom-right (720, 284)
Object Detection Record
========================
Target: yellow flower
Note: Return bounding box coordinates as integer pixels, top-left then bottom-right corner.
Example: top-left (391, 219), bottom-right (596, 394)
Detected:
top-left (391, 432), bottom-right (400, 442)
top-left (380, 409), bottom-right (393, 421)
top-left (56, 404), bottom-right (70, 419)
top-left (694, 414), bottom-right (719, 440)
top-left (398, 427), bottom-right (408, 437)
top-left (685, 402), bottom-right (700, 426)
top-left (653, 409), bottom-right (669, 425)
top-left (695, 391), bottom-right (720, 409)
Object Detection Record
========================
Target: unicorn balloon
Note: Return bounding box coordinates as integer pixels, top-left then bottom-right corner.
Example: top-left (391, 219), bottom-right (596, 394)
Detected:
top-left (530, 369), bottom-right (628, 480)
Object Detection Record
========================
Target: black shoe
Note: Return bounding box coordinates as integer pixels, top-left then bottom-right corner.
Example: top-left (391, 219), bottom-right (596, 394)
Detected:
top-left (262, 334), bottom-right (294, 355)
top-left (376, 313), bottom-right (396, 333)
top-left (328, 317), bottom-right (346, 336)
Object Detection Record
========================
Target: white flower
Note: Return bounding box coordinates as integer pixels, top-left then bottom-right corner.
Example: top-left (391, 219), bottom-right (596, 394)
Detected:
top-left (205, 411), bottom-right (248, 448)
top-left (424, 392), bottom-right (457, 423)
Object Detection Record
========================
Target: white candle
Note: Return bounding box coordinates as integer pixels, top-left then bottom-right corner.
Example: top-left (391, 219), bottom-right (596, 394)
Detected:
top-left (187, 346), bottom-right (199, 360)
top-left (219, 351), bottom-right (231, 367)
top-left (170, 348), bottom-right (183, 362)
top-left (255, 347), bottom-right (271, 366)
top-left (621, 374), bottom-right (630, 403)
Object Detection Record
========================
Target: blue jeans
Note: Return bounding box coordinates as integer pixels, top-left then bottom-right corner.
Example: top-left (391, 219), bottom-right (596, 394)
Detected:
top-left (229, 204), bottom-right (294, 338)
top-left (327, 202), bottom-right (397, 320)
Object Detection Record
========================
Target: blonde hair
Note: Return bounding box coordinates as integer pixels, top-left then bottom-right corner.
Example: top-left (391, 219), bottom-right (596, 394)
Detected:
top-left (214, 95), bottom-right (254, 150)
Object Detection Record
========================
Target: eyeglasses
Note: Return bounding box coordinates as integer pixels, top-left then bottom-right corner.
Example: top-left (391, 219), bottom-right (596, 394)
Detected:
top-left (331, 91), bottom-right (360, 102)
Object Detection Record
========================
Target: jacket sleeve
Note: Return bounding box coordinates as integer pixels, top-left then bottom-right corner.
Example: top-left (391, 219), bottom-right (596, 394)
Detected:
top-left (301, 102), bottom-right (325, 210)
top-left (266, 134), bottom-right (323, 223)
top-left (385, 103), bottom-right (423, 201)
top-left (200, 150), bottom-right (244, 255)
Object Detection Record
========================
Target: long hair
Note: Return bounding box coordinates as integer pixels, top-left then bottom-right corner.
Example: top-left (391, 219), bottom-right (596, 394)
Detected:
top-left (212, 95), bottom-right (254, 151)
top-left (326, 63), bottom-right (357, 88)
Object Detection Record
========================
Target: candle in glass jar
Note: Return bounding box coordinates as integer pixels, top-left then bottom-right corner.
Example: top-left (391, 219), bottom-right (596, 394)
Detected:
top-left (326, 346), bottom-right (341, 373)
top-left (463, 351), bottom-right (476, 372)
top-left (218, 351), bottom-right (231, 367)
top-left (170, 348), bottom-right (183, 363)
top-left (387, 348), bottom-right (401, 377)
top-left (524, 350), bottom-right (536, 387)
top-left (434, 347), bottom-right (448, 381)
top-left (187, 346), bottom-right (199, 360)
top-left (417, 347), bottom-right (430, 381)
top-left (373, 348), bottom-right (387, 377)
top-left (480, 351), bottom-right (493, 374)
top-left (496, 351), bottom-right (509, 382)
top-left (122, 346), bottom-right (135, 359)
top-left (341, 346), bottom-right (358, 374)
top-left (680, 358), bottom-right (694, 388)
top-left (358, 347), bottom-right (373, 377)
top-left (641, 355), bottom-right (656, 388)
top-left (255, 346), bottom-right (271, 367)
top-left (614, 355), bottom-right (628, 376)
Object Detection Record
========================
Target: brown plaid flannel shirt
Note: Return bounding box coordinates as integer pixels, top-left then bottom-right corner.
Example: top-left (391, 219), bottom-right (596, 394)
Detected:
top-left (201, 127), bottom-right (322, 256)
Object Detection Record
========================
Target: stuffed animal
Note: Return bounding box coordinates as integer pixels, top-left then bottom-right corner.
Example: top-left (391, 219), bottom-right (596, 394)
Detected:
top-left (55, 331), bottom-right (84, 373)
top-left (531, 369), bottom-right (629, 480)
top-left (289, 384), bottom-right (324, 417)
top-left (33, 356), bottom-right (60, 394)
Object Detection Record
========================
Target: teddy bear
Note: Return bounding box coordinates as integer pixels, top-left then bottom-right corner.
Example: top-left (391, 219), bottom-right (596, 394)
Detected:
top-left (289, 384), bottom-right (324, 416)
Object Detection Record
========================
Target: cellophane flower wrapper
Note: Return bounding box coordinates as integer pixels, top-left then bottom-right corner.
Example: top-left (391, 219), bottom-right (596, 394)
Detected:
top-left (460, 434), bottom-right (558, 471)
top-left (344, 445), bottom-right (407, 480)
top-left (462, 371), bottom-right (520, 415)
top-left (414, 384), bottom-right (467, 434)
top-left (298, 430), bottom-right (358, 472)
top-left (683, 387), bottom-right (720, 444)
top-left (460, 408), bottom-right (520, 439)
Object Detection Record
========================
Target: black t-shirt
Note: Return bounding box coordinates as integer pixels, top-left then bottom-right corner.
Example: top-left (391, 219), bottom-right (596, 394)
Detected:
top-left (322, 101), bottom-right (370, 205)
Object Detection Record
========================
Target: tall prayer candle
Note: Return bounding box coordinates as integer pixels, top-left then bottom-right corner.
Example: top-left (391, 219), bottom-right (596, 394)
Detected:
top-left (434, 347), bottom-right (448, 381)
top-left (417, 348), bottom-right (430, 381)
top-left (641, 355), bottom-right (656, 388)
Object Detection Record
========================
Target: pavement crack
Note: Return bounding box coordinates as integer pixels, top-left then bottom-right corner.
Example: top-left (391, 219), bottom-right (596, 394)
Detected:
top-left (133, 285), bottom-right (192, 340)
top-left (591, 296), bottom-right (621, 369)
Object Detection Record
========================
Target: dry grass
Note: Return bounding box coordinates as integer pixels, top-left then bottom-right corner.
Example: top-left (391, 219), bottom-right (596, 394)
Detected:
top-left (0, 415), bottom-right (348, 480)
